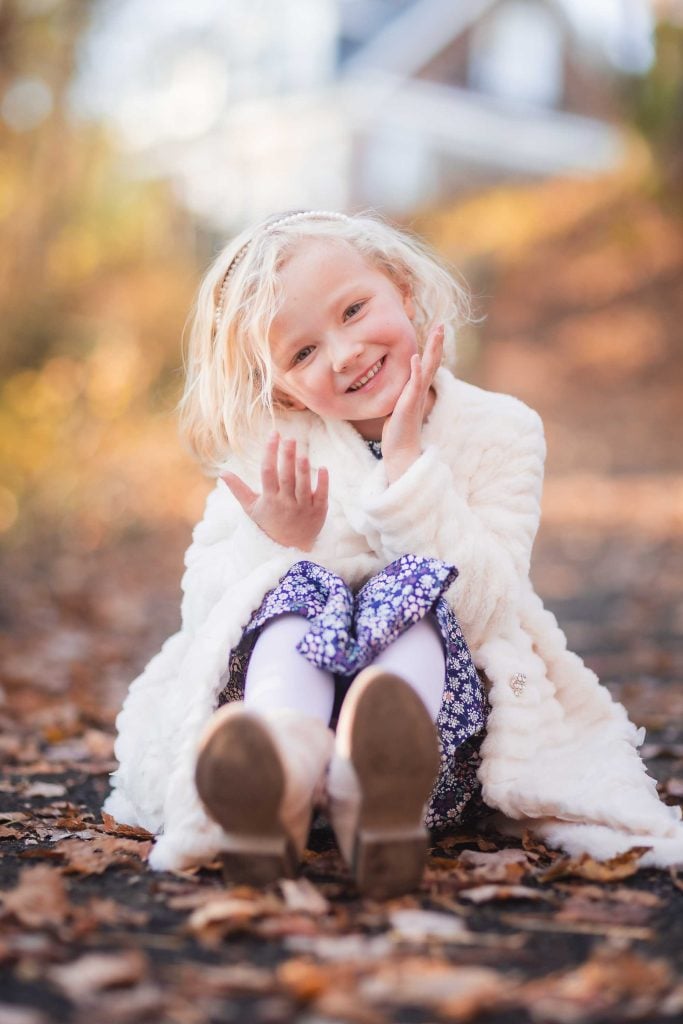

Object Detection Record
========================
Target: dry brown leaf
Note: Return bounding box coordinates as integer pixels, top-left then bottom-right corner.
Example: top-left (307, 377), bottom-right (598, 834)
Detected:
top-left (100, 811), bottom-right (153, 840)
top-left (173, 962), bottom-right (274, 998)
top-left (457, 848), bottom-right (532, 884)
top-left (85, 898), bottom-right (149, 928)
top-left (254, 913), bottom-right (323, 939)
top-left (0, 824), bottom-right (24, 839)
top-left (499, 912), bottom-right (654, 940)
top-left (312, 990), bottom-right (387, 1024)
top-left (388, 908), bottom-right (469, 942)
top-left (22, 782), bottom-right (66, 799)
top-left (71, 984), bottom-right (164, 1024)
top-left (53, 833), bottom-right (151, 874)
top-left (360, 958), bottom-right (507, 1018)
top-left (277, 877), bottom-right (330, 915)
top-left (186, 892), bottom-right (282, 943)
top-left (554, 883), bottom-right (661, 906)
top-left (670, 867), bottom-right (683, 893)
top-left (537, 846), bottom-right (651, 883)
top-left (284, 933), bottom-right (394, 962)
top-left (0, 865), bottom-right (71, 929)
top-left (555, 894), bottom-right (656, 927)
top-left (661, 777), bottom-right (683, 799)
top-left (0, 813), bottom-right (30, 824)
top-left (434, 834), bottom-right (498, 853)
top-left (49, 950), bottom-right (149, 1001)
top-left (640, 743), bottom-right (683, 759)
top-left (459, 884), bottom-right (553, 904)
top-left (516, 947), bottom-right (672, 1022)
top-left (278, 958), bottom-right (356, 1002)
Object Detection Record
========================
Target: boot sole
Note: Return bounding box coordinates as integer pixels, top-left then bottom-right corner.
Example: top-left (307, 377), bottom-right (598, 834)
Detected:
top-left (194, 710), bottom-right (298, 884)
top-left (341, 669), bottom-right (440, 898)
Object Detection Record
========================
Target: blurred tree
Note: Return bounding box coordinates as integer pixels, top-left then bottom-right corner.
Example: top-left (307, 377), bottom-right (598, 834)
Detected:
top-left (0, 0), bottom-right (201, 547)
top-left (624, 16), bottom-right (683, 188)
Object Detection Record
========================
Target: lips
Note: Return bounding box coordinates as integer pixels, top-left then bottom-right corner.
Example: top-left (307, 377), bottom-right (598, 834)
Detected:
top-left (347, 356), bottom-right (385, 392)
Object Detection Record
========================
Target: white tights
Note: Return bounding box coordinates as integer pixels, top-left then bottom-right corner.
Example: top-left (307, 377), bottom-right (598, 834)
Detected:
top-left (244, 612), bottom-right (446, 725)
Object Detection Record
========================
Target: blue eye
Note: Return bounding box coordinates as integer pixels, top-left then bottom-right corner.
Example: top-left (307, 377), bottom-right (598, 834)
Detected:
top-left (343, 301), bottom-right (364, 321)
top-left (293, 345), bottom-right (314, 365)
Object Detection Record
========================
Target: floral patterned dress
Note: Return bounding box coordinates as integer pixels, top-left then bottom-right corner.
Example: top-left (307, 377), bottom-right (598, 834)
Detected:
top-left (218, 441), bottom-right (490, 831)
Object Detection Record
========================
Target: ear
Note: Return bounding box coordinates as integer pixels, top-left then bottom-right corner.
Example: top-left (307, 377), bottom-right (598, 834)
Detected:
top-left (272, 386), bottom-right (307, 412)
top-left (399, 282), bottom-right (415, 320)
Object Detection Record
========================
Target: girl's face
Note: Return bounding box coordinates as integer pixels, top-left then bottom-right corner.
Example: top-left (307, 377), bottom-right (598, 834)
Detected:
top-left (269, 239), bottom-right (418, 440)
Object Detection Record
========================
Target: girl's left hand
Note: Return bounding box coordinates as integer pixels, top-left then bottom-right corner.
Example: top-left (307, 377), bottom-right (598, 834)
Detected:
top-left (382, 324), bottom-right (444, 483)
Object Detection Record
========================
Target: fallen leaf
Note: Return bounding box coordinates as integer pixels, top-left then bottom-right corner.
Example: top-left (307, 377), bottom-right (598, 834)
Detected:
top-left (388, 908), bottom-right (469, 942)
top-left (49, 950), bottom-right (148, 1000)
top-left (516, 946), bottom-right (672, 1022)
top-left (285, 934), bottom-right (394, 962)
top-left (0, 865), bottom-right (71, 929)
top-left (278, 877), bottom-right (330, 915)
top-left (312, 990), bottom-right (387, 1024)
top-left (641, 743), bottom-right (683, 759)
top-left (459, 884), bottom-right (553, 904)
top-left (100, 811), bottom-right (153, 840)
top-left (277, 958), bottom-right (357, 1002)
top-left (255, 913), bottom-right (322, 939)
top-left (173, 962), bottom-right (275, 997)
top-left (22, 782), bottom-right (66, 799)
top-left (434, 834), bottom-right (498, 853)
top-left (671, 867), bottom-right (683, 893)
top-left (0, 824), bottom-right (24, 839)
top-left (457, 848), bottom-right (532, 884)
top-left (360, 957), bottom-right (507, 1018)
top-left (499, 912), bottom-right (653, 940)
top-left (185, 893), bottom-right (282, 943)
top-left (70, 984), bottom-right (164, 1022)
top-left (537, 846), bottom-right (651, 883)
top-left (661, 777), bottom-right (683, 799)
top-left (85, 898), bottom-right (149, 929)
top-left (53, 833), bottom-right (151, 874)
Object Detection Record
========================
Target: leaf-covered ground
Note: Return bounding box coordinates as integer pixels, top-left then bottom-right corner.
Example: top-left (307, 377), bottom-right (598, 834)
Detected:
top-left (0, 523), bottom-right (682, 1024)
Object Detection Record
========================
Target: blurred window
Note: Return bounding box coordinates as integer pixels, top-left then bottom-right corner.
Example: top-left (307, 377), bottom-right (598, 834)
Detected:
top-left (468, 1), bottom-right (564, 108)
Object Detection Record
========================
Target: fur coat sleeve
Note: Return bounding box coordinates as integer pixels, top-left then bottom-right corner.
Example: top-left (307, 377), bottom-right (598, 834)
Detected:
top-left (104, 368), bottom-right (683, 870)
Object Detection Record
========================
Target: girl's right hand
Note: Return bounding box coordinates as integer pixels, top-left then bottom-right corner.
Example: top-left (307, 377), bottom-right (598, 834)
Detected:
top-left (221, 432), bottom-right (329, 552)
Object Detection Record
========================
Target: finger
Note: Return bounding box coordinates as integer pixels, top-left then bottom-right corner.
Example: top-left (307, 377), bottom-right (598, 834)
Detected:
top-left (420, 325), bottom-right (443, 379)
top-left (279, 438), bottom-right (297, 498)
top-left (313, 466), bottom-right (329, 509)
top-left (295, 454), bottom-right (312, 505)
top-left (261, 432), bottom-right (280, 494)
top-left (221, 471), bottom-right (258, 513)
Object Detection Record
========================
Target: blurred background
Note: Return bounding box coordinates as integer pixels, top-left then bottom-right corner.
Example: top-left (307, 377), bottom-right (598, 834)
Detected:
top-left (0, 0), bottom-right (682, 724)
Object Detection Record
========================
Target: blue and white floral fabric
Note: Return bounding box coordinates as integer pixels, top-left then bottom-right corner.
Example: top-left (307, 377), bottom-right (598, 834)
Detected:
top-left (219, 554), bottom-right (489, 830)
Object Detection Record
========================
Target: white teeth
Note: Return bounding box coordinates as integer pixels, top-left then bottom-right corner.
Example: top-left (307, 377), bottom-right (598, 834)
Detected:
top-left (349, 358), bottom-right (383, 391)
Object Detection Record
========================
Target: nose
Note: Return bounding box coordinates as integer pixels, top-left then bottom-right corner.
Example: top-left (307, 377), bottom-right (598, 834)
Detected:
top-left (330, 334), bottom-right (364, 374)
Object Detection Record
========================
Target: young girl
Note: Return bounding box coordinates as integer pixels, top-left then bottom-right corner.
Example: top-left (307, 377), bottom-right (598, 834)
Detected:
top-left (104, 210), bottom-right (683, 896)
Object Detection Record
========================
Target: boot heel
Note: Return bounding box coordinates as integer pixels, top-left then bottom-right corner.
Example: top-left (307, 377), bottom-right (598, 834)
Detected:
top-left (221, 837), bottom-right (299, 885)
top-left (354, 827), bottom-right (429, 898)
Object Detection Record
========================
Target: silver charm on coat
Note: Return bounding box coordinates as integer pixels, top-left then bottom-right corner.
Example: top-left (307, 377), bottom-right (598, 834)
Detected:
top-left (510, 672), bottom-right (527, 696)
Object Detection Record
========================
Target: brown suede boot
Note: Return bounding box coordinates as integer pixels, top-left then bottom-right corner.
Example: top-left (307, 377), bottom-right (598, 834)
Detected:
top-left (195, 704), bottom-right (333, 885)
top-left (326, 667), bottom-right (440, 898)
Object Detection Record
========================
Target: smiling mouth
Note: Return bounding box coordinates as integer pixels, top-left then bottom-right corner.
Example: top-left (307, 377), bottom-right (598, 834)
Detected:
top-left (347, 357), bottom-right (385, 392)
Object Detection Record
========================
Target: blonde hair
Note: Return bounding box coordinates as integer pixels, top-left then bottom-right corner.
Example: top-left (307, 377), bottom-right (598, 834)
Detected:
top-left (179, 210), bottom-right (471, 474)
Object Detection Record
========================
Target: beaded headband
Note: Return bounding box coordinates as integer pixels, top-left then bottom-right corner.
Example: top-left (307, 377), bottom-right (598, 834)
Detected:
top-left (213, 210), bottom-right (351, 333)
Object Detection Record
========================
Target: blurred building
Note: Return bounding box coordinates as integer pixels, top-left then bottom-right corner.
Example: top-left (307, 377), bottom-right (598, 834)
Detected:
top-left (340, 0), bottom-right (635, 211)
top-left (74, 0), bottom-right (653, 229)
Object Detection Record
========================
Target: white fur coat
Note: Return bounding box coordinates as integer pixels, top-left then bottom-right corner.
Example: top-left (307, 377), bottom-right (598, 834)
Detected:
top-left (104, 369), bottom-right (683, 870)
